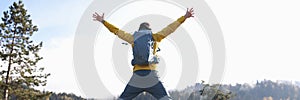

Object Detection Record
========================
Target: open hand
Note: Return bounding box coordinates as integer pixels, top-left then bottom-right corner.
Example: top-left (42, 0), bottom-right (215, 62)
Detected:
top-left (184, 8), bottom-right (194, 18)
top-left (93, 12), bottom-right (104, 22)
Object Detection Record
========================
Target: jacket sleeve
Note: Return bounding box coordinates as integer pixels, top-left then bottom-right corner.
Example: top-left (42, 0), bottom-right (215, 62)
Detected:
top-left (152, 16), bottom-right (186, 42)
top-left (102, 20), bottom-right (134, 44)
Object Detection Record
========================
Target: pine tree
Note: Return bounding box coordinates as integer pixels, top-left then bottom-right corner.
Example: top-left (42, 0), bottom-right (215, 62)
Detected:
top-left (0, 0), bottom-right (50, 99)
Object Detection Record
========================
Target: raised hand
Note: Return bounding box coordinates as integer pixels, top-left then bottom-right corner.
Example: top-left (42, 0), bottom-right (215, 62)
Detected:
top-left (184, 8), bottom-right (195, 18)
top-left (93, 12), bottom-right (104, 22)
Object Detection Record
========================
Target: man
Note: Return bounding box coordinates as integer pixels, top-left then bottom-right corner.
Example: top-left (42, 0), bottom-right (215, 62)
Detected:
top-left (93, 8), bottom-right (194, 100)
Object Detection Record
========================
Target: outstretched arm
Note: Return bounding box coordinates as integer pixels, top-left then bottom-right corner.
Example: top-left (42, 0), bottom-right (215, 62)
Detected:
top-left (153, 8), bottom-right (195, 42)
top-left (93, 12), bottom-right (134, 44)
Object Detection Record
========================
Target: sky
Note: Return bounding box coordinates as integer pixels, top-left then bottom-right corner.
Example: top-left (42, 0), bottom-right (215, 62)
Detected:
top-left (1, 0), bottom-right (300, 98)
top-left (0, 0), bottom-right (94, 97)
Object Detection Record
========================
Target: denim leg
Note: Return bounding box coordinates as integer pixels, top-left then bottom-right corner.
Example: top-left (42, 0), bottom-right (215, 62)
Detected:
top-left (119, 84), bottom-right (144, 100)
top-left (119, 70), bottom-right (170, 100)
top-left (145, 81), bottom-right (169, 99)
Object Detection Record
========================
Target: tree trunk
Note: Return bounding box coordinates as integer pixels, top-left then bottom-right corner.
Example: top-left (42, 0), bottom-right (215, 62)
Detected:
top-left (3, 24), bottom-right (16, 100)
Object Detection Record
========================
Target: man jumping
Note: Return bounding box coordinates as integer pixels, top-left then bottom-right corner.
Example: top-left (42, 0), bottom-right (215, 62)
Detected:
top-left (93, 8), bottom-right (194, 100)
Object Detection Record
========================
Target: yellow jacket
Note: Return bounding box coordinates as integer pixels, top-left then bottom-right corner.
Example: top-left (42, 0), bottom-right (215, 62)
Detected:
top-left (102, 16), bottom-right (186, 71)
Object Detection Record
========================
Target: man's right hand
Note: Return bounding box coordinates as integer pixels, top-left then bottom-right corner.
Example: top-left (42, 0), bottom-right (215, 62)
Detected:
top-left (93, 12), bottom-right (104, 23)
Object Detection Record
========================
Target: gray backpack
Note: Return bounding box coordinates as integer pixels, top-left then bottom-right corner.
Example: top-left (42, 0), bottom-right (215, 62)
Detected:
top-left (131, 30), bottom-right (159, 66)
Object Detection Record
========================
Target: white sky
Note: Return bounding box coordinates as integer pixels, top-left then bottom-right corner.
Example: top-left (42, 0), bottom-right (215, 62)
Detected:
top-left (206, 0), bottom-right (300, 84)
top-left (1, 0), bottom-right (300, 98)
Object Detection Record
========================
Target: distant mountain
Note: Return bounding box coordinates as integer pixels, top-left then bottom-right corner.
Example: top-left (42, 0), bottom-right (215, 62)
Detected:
top-left (295, 81), bottom-right (300, 88)
top-left (223, 80), bottom-right (300, 100)
top-left (109, 80), bottom-right (300, 100)
top-left (49, 92), bottom-right (85, 100)
top-left (4, 80), bottom-right (299, 100)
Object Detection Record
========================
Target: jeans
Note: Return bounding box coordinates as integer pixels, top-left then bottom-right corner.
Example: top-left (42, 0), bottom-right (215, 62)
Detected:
top-left (119, 70), bottom-right (170, 100)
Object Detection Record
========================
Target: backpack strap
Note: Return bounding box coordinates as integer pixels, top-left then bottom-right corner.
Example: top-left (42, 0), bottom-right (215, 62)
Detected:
top-left (153, 42), bottom-right (158, 55)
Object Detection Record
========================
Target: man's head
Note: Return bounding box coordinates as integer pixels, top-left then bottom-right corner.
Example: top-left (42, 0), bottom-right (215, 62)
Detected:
top-left (138, 22), bottom-right (151, 31)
